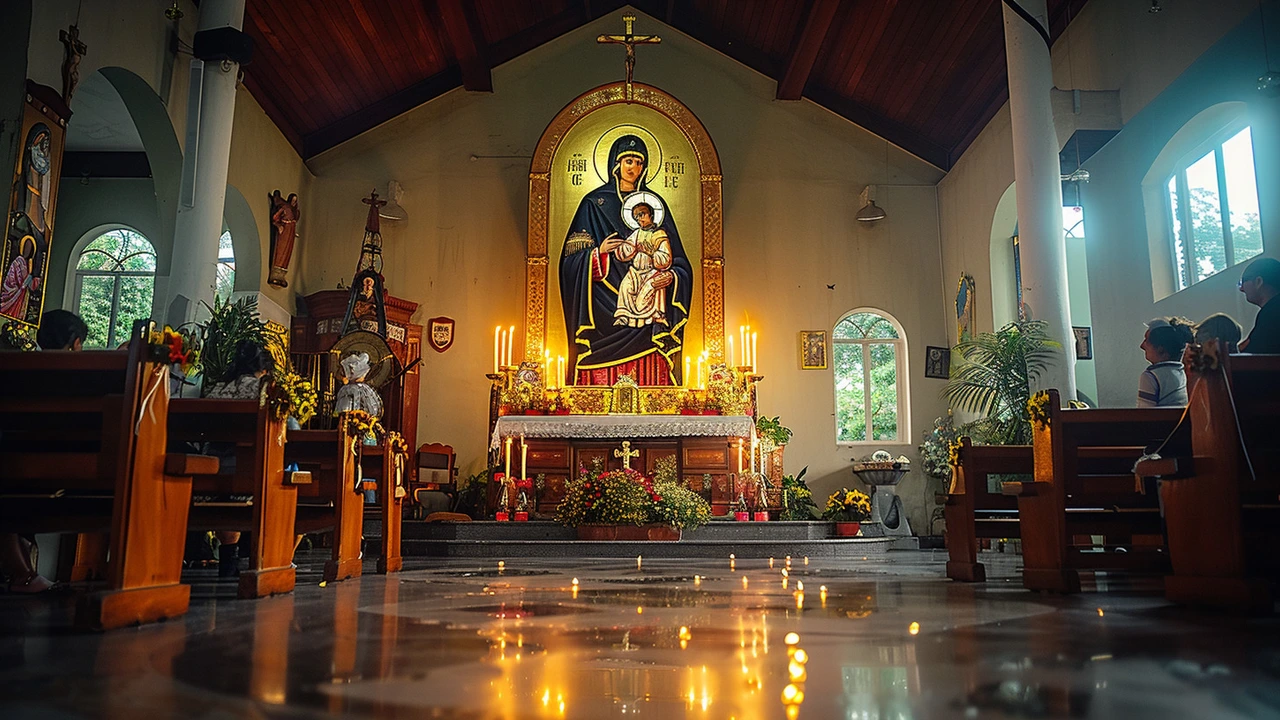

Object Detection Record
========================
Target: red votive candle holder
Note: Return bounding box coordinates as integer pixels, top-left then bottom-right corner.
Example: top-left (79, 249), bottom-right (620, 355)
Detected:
top-left (514, 511), bottom-right (529, 522)
top-left (734, 511), bottom-right (750, 522)
top-left (752, 512), bottom-right (769, 522)
top-left (495, 511), bottom-right (509, 522)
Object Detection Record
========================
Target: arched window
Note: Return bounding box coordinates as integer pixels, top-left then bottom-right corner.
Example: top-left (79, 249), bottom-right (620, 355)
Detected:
top-left (74, 228), bottom-right (156, 348)
top-left (215, 230), bottom-right (236, 303)
top-left (1165, 125), bottom-right (1262, 290)
top-left (834, 310), bottom-right (907, 443)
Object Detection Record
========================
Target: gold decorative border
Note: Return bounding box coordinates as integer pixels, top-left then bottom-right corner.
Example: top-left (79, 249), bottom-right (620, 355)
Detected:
top-left (526, 81), bottom-right (725, 364)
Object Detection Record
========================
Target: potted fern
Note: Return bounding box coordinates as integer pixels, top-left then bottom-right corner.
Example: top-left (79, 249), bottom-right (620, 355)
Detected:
top-left (942, 321), bottom-right (1061, 446)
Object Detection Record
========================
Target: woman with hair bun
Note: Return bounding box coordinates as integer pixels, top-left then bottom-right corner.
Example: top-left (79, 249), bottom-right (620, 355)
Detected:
top-left (1137, 317), bottom-right (1194, 407)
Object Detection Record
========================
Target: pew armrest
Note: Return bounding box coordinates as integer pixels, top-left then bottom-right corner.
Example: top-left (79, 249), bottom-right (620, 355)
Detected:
top-left (1002, 481), bottom-right (1047, 497)
top-left (164, 453), bottom-right (220, 477)
top-left (1133, 456), bottom-right (1193, 480)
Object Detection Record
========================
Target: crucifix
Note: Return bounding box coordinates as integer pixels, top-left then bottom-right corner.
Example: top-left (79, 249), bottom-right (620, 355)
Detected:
top-left (614, 440), bottom-right (640, 471)
top-left (59, 24), bottom-right (88, 103)
top-left (596, 15), bottom-right (661, 101)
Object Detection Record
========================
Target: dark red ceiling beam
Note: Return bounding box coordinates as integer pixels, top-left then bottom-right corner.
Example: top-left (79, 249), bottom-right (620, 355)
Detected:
top-left (776, 0), bottom-right (843, 100)
top-left (435, 0), bottom-right (492, 92)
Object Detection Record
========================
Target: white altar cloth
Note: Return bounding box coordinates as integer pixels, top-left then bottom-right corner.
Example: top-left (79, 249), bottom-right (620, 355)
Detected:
top-left (490, 415), bottom-right (754, 450)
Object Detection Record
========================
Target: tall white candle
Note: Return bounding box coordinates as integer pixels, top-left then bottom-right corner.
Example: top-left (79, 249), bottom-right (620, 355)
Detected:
top-left (494, 326), bottom-right (501, 374)
top-left (545, 349), bottom-right (553, 388)
top-left (558, 356), bottom-right (565, 387)
top-left (740, 326), bottom-right (746, 365)
top-left (751, 435), bottom-right (757, 474)
top-left (685, 356), bottom-right (691, 387)
top-left (507, 326), bottom-right (515, 367)
top-left (752, 332), bottom-right (759, 374)
top-left (728, 335), bottom-right (735, 367)
top-left (737, 440), bottom-right (743, 474)
top-left (504, 436), bottom-right (512, 479)
top-left (696, 356), bottom-right (704, 390)
top-left (521, 436), bottom-right (528, 480)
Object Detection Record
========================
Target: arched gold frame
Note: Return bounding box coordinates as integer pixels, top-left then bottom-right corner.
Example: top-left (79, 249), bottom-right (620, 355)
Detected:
top-left (525, 82), bottom-right (725, 370)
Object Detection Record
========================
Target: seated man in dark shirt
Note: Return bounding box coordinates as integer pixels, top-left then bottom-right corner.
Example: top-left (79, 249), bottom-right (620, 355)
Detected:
top-left (1239, 257), bottom-right (1280, 354)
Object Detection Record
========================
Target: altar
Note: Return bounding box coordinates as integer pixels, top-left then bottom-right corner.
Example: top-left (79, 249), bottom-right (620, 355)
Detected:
top-left (493, 414), bottom-right (753, 514)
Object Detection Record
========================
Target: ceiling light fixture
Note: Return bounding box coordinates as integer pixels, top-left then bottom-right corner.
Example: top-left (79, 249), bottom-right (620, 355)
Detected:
top-left (378, 180), bottom-right (408, 222)
top-left (856, 185), bottom-right (886, 223)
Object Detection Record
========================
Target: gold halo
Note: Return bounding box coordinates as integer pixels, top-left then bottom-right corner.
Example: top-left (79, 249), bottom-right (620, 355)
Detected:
top-left (621, 192), bottom-right (666, 231)
top-left (330, 331), bottom-right (397, 388)
top-left (593, 124), bottom-right (663, 187)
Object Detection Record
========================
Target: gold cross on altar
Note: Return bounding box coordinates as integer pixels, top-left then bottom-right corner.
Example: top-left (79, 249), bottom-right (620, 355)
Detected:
top-left (614, 440), bottom-right (641, 471)
top-left (597, 15), bottom-right (661, 100)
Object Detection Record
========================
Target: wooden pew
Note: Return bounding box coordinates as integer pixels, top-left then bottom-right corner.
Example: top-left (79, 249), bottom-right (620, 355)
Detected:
top-left (944, 438), bottom-right (1031, 582)
top-left (169, 396), bottom-right (298, 599)
top-left (362, 437), bottom-right (406, 574)
top-left (1004, 389), bottom-right (1186, 593)
top-left (1156, 353), bottom-right (1280, 610)
top-left (0, 333), bottom-right (214, 629)
top-left (285, 420), bottom-right (363, 583)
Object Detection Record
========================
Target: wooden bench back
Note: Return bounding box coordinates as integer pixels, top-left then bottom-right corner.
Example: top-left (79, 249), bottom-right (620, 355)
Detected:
top-left (1038, 389), bottom-right (1186, 508)
top-left (1218, 353), bottom-right (1280, 487)
top-left (952, 437), bottom-right (1027, 511)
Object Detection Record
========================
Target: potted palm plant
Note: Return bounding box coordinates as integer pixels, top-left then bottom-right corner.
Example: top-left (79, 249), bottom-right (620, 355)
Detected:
top-left (942, 321), bottom-right (1060, 446)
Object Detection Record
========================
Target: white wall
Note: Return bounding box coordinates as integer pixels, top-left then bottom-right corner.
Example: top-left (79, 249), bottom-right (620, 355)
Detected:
top-left (301, 10), bottom-right (950, 530)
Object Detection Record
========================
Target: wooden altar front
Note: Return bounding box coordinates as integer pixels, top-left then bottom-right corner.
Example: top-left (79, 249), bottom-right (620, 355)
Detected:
top-left (492, 415), bottom-right (754, 515)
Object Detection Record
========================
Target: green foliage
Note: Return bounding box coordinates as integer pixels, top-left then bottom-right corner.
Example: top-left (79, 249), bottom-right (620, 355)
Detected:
top-left (942, 321), bottom-right (1061, 446)
top-left (197, 295), bottom-right (269, 388)
top-left (919, 414), bottom-right (961, 481)
top-left (779, 466), bottom-right (817, 521)
top-left (755, 416), bottom-right (793, 447)
top-left (454, 470), bottom-right (490, 519)
top-left (556, 460), bottom-right (711, 530)
top-left (75, 229), bottom-right (157, 348)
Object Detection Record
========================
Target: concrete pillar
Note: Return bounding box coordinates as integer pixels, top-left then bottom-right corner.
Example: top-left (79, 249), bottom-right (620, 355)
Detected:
top-left (1003, 0), bottom-right (1076, 400)
top-left (166, 0), bottom-right (245, 325)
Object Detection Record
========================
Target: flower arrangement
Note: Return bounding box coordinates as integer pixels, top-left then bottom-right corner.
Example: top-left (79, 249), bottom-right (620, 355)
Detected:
top-left (706, 365), bottom-right (751, 415)
top-left (546, 389), bottom-right (573, 414)
top-left (1026, 390), bottom-right (1052, 431)
top-left (823, 488), bottom-right (873, 522)
top-left (147, 324), bottom-right (200, 372)
top-left (385, 430), bottom-right (410, 458)
top-left (919, 413), bottom-right (961, 481)
top-left (555, 459), bottom-right (711, 531)
top-left (342, 409), bottom-right (384, 441)
top-left (779, 466), bottom-right (818, 521)
top-left (1, 322), bottom-right (37, 352)
top-left (268, 366), bottom-right (318, 424)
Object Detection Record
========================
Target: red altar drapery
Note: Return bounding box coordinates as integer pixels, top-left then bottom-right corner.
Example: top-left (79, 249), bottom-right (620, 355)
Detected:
top-left (575, 352), bottom-right (673, 386)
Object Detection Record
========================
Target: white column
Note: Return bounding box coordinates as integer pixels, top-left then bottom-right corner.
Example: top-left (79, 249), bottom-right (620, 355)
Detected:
top-left (1003, 0), bottom-right (1076, 400)
top-left (165, 0), bottom-right (245, 325)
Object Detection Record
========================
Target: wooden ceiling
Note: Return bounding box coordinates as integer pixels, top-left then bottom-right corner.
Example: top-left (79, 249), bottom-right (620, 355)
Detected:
top-left (243, 0), bottom-right (1087, 168)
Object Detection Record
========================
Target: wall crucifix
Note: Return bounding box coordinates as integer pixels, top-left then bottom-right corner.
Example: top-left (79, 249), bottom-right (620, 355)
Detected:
top-left (596, 15), bottom-right (661, 100)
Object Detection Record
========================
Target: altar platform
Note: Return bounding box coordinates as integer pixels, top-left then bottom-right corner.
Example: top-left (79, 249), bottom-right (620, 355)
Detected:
top-left (379, 520), bottom-right (894, 559)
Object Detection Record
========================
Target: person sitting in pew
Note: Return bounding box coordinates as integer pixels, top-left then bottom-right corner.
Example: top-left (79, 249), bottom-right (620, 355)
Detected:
top-left (1, 311), bottom-right (88, 592)
top-left (1194, 313), bottom-right (1242, 354)
top-left (1238, 257), bottom-right (1280, 353)
top-left (1138, 317), bottom-right (1193, 408)
top-left (203, 340), bottom-right (272, 578)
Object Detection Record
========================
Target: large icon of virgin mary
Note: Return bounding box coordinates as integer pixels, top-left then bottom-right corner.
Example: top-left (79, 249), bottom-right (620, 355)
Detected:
top-left (558, 134), bottom-right (692, 386)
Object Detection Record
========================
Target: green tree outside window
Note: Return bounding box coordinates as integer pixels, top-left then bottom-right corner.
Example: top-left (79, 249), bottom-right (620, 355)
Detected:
top-left (74, 228), bottom-right (156, 348)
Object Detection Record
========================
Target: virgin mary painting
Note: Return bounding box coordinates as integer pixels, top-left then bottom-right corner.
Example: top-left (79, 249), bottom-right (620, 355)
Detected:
top-left (559, 134), bottom-right (692, 386)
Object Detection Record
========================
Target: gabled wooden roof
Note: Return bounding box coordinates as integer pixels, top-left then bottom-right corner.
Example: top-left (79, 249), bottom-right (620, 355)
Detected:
top-left (243, 0), bottom-right (1086, 168)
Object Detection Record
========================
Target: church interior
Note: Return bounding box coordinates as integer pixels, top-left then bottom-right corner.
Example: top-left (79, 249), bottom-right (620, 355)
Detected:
top-left (2, 0), bottom-right (1280, 717)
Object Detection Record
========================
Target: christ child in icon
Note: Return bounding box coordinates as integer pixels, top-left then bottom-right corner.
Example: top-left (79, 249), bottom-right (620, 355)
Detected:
top-left (613, 193), bottom-right (674, 328)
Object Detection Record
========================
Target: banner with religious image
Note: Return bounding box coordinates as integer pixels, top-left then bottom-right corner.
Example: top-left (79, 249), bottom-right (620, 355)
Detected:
top-left (2, 84), bottom-right (69, 327)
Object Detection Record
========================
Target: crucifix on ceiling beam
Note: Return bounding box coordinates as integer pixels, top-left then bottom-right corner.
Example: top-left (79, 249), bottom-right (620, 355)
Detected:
top-left (597, 15), bottom-right (660, 101)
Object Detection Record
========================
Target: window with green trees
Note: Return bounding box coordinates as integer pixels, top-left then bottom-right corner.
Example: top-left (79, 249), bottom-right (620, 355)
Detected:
top-left (834, 310), bottom-right (906, 443)
top-left (74, 228), bottom-right (156, 348)
top-left (1166, 126), bottom-right (1262, 290)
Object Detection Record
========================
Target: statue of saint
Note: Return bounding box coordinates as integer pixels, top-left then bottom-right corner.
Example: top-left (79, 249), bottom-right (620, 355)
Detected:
top-left (268, 190), bottom-right (299, 288)
top-left (558, 134), bottom-right (692, 386)
top-left (334, 351), bottom-right (383, 419)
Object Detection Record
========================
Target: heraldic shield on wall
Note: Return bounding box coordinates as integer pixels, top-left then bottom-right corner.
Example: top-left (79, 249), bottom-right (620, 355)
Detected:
top-left (428, 316), bottom-right (455, 353)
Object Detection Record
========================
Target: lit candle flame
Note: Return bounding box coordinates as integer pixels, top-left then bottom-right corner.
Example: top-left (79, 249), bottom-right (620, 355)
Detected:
top-left (909, 621), bottom-right (920, 635)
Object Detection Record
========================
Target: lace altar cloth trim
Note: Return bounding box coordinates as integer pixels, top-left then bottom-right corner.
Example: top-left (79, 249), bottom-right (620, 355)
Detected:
top-left (491, 415), bottom-right (754, 450)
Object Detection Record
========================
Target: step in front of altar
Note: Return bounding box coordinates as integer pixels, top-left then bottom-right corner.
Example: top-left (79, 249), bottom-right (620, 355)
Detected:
top-left (404, 520), bottom-right (837, 542)
top-left (389, 521), bottom-right (895, 559)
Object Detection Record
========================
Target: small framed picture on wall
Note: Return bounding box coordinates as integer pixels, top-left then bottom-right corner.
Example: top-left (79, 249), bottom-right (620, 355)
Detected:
top-left (925, 346), bottom-right (951, 379)
top-left (1073, 326), bottom-right (1093, 360)
top-left (799, 331), bottom-right (827, 370)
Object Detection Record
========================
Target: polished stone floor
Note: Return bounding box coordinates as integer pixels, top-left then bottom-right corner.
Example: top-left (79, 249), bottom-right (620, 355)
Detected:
top-left (2, 550), bottom-right (1279, 719)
